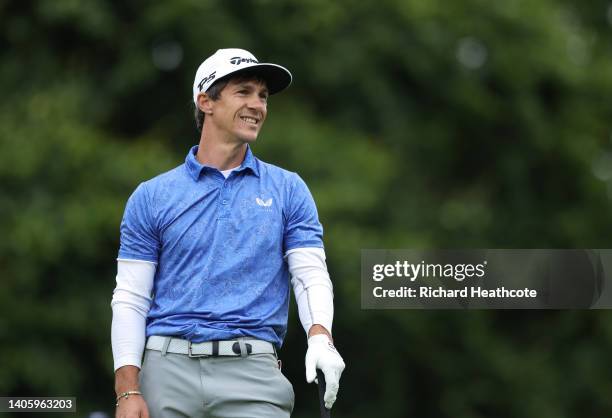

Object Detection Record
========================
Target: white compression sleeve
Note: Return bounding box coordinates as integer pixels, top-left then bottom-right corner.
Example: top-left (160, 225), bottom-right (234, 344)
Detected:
top-left (287, 247), bottom-right (334, 335)
top-left (110, 259), bottom-right (156, 371)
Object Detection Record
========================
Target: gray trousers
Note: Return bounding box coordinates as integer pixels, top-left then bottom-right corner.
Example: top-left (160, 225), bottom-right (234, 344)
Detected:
top-left (139, 347), bottom-right (295, 418)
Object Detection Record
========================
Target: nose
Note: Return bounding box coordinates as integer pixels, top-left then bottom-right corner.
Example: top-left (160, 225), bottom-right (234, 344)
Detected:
top-left (247, 94), bottom-right (267, 112)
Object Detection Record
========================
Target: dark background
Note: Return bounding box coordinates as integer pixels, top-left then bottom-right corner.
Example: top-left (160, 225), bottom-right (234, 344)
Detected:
top-left (2, 1), bottom-right (612, 417)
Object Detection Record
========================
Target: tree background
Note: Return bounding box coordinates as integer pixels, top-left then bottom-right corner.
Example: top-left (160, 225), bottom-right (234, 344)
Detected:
top-left (2, 1), bottom-right (612, 417)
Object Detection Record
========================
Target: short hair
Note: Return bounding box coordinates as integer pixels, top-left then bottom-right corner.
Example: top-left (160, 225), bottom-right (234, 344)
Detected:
top-left (193, 72), bottom-right (267, 133)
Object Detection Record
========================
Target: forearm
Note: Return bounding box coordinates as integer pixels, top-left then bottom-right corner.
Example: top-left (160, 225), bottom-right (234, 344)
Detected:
top-left (288, 247), bottom-right (335, 335)
top-left (111, 301), bottom-right (148, 370)
top-left (110, 259), bottom-right (155, 370)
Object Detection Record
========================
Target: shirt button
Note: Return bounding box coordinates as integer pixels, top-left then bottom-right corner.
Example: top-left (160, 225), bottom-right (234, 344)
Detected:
top-left (222, 200), bottom-right (228, 205)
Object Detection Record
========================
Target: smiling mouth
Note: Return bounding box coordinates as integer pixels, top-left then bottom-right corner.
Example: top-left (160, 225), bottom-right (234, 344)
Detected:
top-left (239, 116), bottom-right (259, 125)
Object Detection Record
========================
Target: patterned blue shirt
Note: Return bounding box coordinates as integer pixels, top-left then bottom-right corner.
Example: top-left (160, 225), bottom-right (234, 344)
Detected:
top-left (118, 145), bottom-right (323, 347)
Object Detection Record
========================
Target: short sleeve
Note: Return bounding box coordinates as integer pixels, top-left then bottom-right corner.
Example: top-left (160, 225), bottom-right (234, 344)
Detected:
top-left (283, 174), bottom-right (324, 253)
top-left (118, 183), bottom-right (160, 263)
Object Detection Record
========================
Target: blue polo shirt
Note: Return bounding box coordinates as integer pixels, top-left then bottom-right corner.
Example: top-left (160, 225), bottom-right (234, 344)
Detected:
top-left (118, 145), bottom-right (323, 347)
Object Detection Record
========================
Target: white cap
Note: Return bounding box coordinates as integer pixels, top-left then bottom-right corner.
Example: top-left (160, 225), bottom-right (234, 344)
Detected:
top-left (192, 48), bottom-right (292, 104)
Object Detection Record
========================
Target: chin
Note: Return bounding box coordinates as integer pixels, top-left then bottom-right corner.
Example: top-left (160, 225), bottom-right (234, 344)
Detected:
top-left (237, 131), bottom-right (260, 143)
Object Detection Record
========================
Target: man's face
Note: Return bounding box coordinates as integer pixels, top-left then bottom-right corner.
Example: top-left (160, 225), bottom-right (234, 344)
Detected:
top-left (207, 78), bottom-right (269, 143)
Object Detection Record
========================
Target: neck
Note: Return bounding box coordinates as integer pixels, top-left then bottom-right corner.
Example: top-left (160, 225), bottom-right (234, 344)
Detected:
top-left (196, 129), bottom-right (248, 171)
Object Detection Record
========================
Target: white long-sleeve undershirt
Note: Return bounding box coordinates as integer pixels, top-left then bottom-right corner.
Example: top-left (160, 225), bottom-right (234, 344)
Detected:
top-left (286, 247), bottom-right (334, 335)
top-left (111, 247), bottom-right (334, 371)
top-left (110, 259), bottom-right (155, 371)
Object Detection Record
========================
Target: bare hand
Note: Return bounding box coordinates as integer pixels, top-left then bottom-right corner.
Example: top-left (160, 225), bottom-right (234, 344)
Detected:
top-left (115, 395), bottom-right (150, 418)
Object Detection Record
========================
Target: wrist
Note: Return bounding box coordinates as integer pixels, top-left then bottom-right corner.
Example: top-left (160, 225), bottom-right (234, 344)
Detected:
top-left (114, 365), bottom-right (140, 396)
top-left (308, 333), bottom-right (331, 346)
top-left (115, 390), bottom-right (143, 407)
top-left (308, 324), bottom-right (332, 342)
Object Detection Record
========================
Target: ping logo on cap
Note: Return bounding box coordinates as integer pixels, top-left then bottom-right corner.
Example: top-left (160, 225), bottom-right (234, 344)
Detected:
top-left (197, 71), bottom-right (216, 91)
top-left (229, 56), bottom-right (259, 65)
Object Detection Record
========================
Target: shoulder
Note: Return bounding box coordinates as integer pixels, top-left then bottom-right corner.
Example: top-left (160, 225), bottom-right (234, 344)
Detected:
top-left (141, 164), bottom-right (188, 190)
top-left (127, 163), bottom-right (188, 208)
top-left (135, 163), bottom-right (191, 201)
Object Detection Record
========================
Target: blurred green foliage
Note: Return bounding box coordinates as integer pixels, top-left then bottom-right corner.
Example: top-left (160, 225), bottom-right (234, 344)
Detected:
top-left (2, 0), bottom-right (612, 417)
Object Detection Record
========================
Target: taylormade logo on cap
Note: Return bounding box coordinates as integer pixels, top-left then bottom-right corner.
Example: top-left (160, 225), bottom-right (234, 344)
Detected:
top-left (192, 48), bottom-right (292, 104)
top-left (229, 56), bottom-right (258, 65)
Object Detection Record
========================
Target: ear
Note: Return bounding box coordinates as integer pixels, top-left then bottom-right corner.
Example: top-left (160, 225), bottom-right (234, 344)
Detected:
top-left (197, 93), bottom-right (214, 114)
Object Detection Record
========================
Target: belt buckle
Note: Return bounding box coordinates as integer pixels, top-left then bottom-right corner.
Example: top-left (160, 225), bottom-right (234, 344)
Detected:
top-left (188, 341), bottom-right (208, 358)
top-left (231, 342), bottom-right (253, 355)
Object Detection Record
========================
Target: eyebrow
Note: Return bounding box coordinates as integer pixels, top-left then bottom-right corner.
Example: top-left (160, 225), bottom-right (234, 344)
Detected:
top-left (234, 83), bottom-right (269, 95)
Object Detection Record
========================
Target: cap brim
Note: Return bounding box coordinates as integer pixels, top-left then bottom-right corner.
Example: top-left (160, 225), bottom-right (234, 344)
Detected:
top-left (222, 63), bottom-right (292, 95)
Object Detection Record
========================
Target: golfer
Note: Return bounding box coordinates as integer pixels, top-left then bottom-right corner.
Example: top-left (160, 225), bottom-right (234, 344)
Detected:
top-left (111, 48), bottom-right (345, 418)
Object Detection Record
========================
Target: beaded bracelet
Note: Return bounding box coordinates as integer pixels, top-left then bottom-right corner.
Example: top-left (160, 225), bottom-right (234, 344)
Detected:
top-left (115, 390), bottom-right (142, 406)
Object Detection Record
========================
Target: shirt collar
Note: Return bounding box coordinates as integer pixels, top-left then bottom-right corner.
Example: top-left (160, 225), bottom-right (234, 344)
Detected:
top-left (185, 145), bottom-right (260, 181)
top-left (235, 145), bottom-right (260, 177)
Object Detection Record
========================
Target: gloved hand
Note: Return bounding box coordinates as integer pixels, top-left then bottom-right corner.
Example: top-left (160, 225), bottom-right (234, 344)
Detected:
top-left (305, 334), bottom-right (346, 409)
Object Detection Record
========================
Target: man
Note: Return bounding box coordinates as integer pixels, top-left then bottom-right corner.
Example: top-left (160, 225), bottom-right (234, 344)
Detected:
top-left (111, 48), bottom-right (345, 418)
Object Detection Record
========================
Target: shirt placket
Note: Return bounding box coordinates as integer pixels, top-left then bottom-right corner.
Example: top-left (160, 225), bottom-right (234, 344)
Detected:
top-left (218, 176), bottom-right (232, 219)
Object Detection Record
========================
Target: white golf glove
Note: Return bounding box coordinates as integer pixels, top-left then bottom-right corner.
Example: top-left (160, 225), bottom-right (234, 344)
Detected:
top-left (305, 334), bottom-right (346, 409)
